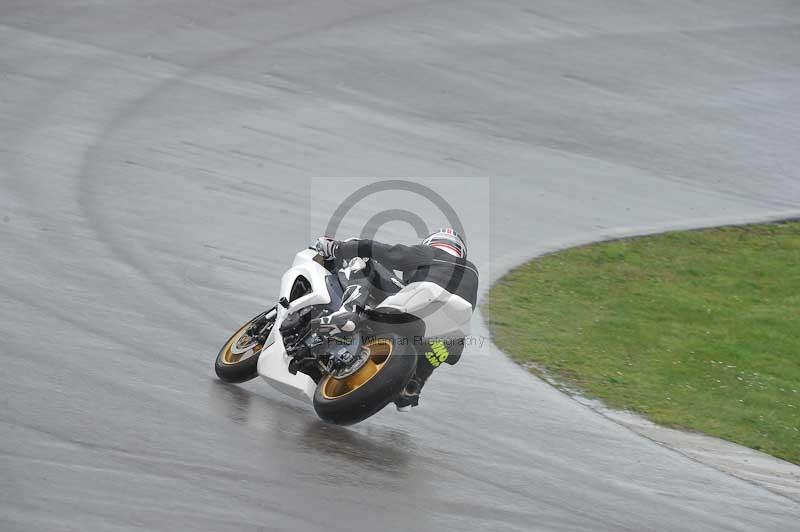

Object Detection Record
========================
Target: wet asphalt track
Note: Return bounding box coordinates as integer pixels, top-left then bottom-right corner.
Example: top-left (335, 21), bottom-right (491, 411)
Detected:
top-left (2, 1), bottom-right (800, 531)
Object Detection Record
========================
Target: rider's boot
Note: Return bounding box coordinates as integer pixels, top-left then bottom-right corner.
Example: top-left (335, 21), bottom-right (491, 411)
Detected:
top-left (395, 338), bottom-right (463, 412)
top-left (395, 358), bottom-right (435, 412)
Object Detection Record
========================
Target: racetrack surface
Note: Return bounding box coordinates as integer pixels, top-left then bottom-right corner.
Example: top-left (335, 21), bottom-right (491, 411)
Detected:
top-left (2, 1), bottom-right (800, 531)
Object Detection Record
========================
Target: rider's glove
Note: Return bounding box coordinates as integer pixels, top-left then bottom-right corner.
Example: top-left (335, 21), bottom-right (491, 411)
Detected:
top-left (314, 236), bottom-right (339, 259)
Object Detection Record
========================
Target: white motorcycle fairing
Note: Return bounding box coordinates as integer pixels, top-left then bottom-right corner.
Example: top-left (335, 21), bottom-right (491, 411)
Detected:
top-left (256, 249), bottom-right (331, 403)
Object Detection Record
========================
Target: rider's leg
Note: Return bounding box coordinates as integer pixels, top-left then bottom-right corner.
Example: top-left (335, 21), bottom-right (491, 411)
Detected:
top-left (312, 308), bottom-right (363, 340)
top-left (396, 338), bottom-right (465, 410)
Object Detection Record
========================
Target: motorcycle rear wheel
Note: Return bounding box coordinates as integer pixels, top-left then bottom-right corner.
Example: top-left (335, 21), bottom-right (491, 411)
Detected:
top-left (215, 311), bottom-right (273, 383)
top-left (313, 334), bottom-right (417, 425)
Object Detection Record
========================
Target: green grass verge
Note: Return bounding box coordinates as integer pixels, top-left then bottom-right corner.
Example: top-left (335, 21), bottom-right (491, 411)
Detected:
top-left (487, 221), bottom-right (800, 464)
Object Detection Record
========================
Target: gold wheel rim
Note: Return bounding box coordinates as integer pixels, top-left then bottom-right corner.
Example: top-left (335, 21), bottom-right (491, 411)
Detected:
top-left (321, 339), bottom-right (394, 399)
top-left (220, 321), bottom-right (263, 365)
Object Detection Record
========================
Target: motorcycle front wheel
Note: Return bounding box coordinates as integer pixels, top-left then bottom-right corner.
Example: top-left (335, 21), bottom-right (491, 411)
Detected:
top-left (313, 334), bottom-right (417, 425)
top-left (215, 310), bottom-right (275, 383)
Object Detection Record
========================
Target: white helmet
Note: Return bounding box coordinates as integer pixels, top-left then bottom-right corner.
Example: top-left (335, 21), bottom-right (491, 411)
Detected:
top-left (422, 228), bottom-right (467, 258)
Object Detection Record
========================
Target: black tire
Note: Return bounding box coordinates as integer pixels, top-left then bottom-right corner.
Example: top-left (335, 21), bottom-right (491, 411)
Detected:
top-left (215, 312), bottom-right (273, 383)
top-left (313, 334), bottom-right (417, 425)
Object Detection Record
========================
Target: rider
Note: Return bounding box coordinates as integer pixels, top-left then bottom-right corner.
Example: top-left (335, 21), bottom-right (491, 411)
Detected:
top-left (314, 228), bottom-right (479, 410)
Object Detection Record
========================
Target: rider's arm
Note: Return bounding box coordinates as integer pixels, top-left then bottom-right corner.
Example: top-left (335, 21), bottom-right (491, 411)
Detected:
top-left (336, 239), bottom-right (434, 271)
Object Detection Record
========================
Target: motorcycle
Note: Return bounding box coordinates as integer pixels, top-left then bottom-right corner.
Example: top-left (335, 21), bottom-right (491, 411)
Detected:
top-left (214, 247), bottom-right (472, 425)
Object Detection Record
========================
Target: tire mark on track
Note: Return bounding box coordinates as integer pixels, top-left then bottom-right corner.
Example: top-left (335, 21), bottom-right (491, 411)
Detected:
top-left (72, 0), bottom-right (449, 331)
